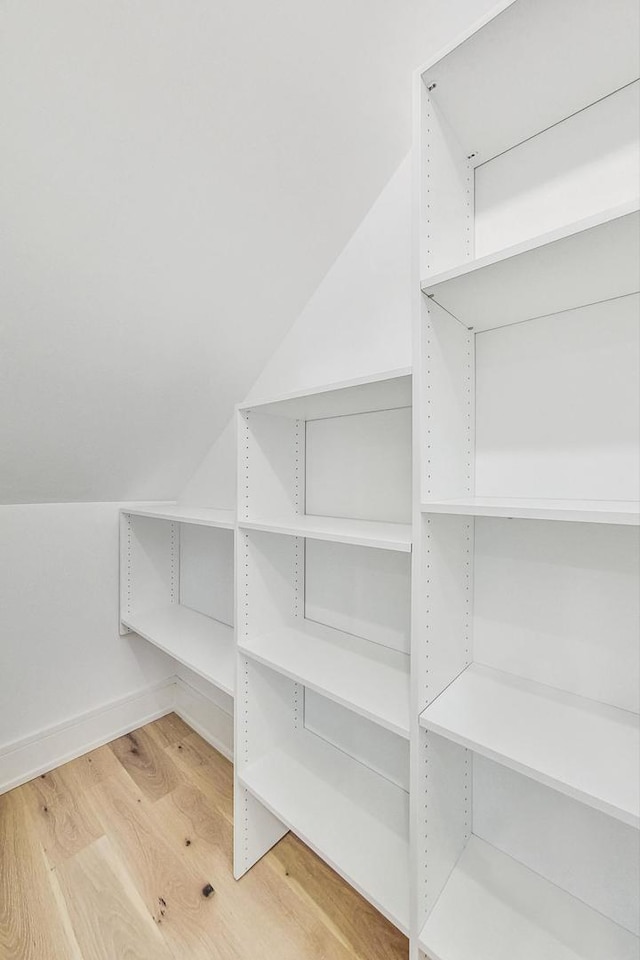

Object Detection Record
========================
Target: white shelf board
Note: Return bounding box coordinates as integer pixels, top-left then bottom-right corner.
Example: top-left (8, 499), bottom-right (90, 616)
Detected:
top-left (123, 503), bottom-right (235, 529)
top-left (239, 733), bottom-right (410, 933)
top-left (420, 663), bottom-right (639, 827)
top-left (419, 0), bottom-right (640, 164)
top-left (238, 368), bottom-right (411, 420)
top-left (421, 203), bottom-right (640, 331)
top-left (239, 623), bottom-right (410, 739)
top-left (421, 497), bottom-right (640, 525)
top-left (122, 603), bottom-right (235, 697)
top-left (418, 835), bottom-right (639, 960)
top-left (239, 515), bottom-right (412, 552)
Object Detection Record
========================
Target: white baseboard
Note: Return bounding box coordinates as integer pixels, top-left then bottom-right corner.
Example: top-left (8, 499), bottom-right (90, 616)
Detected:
top-left (174, 676), bottom-right (234, 762)
top-left (0, 675), bottom-right (235, 796)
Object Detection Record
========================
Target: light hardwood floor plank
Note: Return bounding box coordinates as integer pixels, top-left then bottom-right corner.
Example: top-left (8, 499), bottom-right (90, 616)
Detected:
top-left (109, 726), bottom-right (180, 802)
top-left (23, 767), bottom-right (103, 867)
top-left (0, 789), bottom-right (79, 960)
top-left (88, 767), bottom-right (236, 960)
top-left (52, 836), bottom-right (174, 960)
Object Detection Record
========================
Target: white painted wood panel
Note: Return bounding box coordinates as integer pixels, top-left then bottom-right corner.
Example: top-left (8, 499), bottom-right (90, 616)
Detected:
top-left (125, 504), bottom-right (234, 528)
top-left (305, 407), bottom-right (412, 523)
top-left (239, 370), bottom-right (411, 420)
top-left (303, 689), bottom-right (410, 790)
top-left (422, 204), bottom-right (640, 329)
top-left (475, 81), bottom-right (640, 257)
top-left (304, 539), bottom-right (411, 653)
top-left (420, 0), bottom-right (640, 164)
top-left (473, 518), bottom-right (640, 712)
top-left (124, 513), bottom-right (176, 618)
top-left (473, 757), bottom-right (640, 935)
top-left (239, 515), bottom-right (412, 552)
top-left (420, 663), bottom-right (640, 827)
top-left (475, 296), bottom-right (640, 501)
top-left (180, 524), bottom-right (234, 626)
top-left (422, 497), bottom-right (640, 524)
top-left (418, 835), bottom-right (638, 960)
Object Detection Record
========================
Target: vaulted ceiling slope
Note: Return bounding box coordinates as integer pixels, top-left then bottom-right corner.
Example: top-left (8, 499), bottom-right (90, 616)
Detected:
top-left (0, 0), bottom-right (494, 503)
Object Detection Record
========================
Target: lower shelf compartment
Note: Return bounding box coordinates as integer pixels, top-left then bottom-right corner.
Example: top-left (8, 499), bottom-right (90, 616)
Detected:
top-left (419, 835), bottom-right (638, 960)
top-left (122, 603), bottom-right (235, 697)
top-left (238, 622), bottom-right (410, 738)
top-left (239, 729), bottom-right (410, 933)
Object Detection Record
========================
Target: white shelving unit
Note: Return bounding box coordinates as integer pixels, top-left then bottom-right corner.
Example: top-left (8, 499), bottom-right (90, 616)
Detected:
top-left (233, 369), bottom-right (413, 931)
top-left (412, 2), bottom-right (640, 958)
top-left (119, 503), bottom-right (235, 696)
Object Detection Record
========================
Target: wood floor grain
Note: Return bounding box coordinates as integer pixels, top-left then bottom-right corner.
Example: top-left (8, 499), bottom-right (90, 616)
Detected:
top-left (0, 715), bottom-right (409, 960)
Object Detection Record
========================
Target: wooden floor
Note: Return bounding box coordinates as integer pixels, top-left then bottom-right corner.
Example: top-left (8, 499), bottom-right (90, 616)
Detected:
top-left (0, 715), bottom-right (409, 960)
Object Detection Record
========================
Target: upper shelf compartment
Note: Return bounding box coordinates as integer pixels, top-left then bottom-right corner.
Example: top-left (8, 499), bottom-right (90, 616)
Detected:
top-left (238, 368), bottom-right (411, 420)
top-left (420, 0), bottom-right (640, 166)
top-left (421, 202), bottom-right (640, 331)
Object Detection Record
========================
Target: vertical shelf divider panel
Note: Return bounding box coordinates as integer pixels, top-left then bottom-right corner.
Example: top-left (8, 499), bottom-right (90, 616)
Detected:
top-left (411, 2), bottom-right (640, 958)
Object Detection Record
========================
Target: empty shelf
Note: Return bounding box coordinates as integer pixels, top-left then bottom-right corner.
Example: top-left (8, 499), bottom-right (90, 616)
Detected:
top-left (421, 202), bottom-right (640, 331)
top-left (419, 0), bottom-right (640, 165)
top-left (239, 733), bottom-right (410, 933)
top-left (421, 497), bottom-right (640, 525)
top-left (122, 603), bottom-right (235, 697)
top-left (123, 504), bottom-right (235, 528)
top-left (238, 368), bottom-right (411, 420)
top-left (419, 835), bottom-right (638, 960)
top-left (239, 624), bottom-right (410, 738)
top-left (420, 664), bottom-right (639, 827)
top-left (239, 515), bottom-right (412, 552)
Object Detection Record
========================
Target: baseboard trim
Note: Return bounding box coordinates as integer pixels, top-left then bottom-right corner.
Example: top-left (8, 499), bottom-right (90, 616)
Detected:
top-left (0, 678), bottom-right (176, 796)
top-left (174, 677), bottom-right (234, 762)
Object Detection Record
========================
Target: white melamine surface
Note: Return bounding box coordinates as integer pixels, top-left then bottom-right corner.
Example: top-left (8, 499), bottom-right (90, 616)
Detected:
top-left (305, 407), bottom-right (412, 524)
top-left (122, 603), bottom-right (235, 697)
top-left (418, 835), bottom-right (639, 960)
top-left (420, 664), bottom-right (640, 827)
top-left (123, 504), bottom-right (235, 528)
top-left (421, 498), bottom-right (640, 525)
top-left (239, 732), bottom-right (410, 933)
top-left (239, 516), bottom-right (412, 552)
top-left (421, 203), bottom-right (640, 330)
top-left (238, 369), bottom-right (411, 420)
top-left (420, 0), bottom-right (640, 164)
top-left (474, 296), bottom-right (640, 503)
top-left (239, 622), bottom-right (410, 738)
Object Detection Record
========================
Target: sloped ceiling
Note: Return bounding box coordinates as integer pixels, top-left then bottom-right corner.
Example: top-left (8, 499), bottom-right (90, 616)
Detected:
top-left (0, 0), bottom-right (494, 503)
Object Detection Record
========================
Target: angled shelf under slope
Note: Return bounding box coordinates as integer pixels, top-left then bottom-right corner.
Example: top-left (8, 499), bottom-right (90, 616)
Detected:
top-left (122, 603), bottom-right (235, 697)
top-left (238, 368), bottom-right (411, 419)
top-left (239, 731), bottom-right (410, 934)
top-left (420, 663), bottom-right (639, 827)
top-left (421, 202), bottom-right (640, 331)
top-left (419, 0), bottom-right (640, 165)
top-left (124, 503), bottom-right (235, 529)
top-left (238, 622), bottom-right (410, 739)
top-left (238, 515), bottom-right (412, 552)
top-left (418, 835), bottom-right (639, 960)
top-left (421, 497), bottom-right (640, 525)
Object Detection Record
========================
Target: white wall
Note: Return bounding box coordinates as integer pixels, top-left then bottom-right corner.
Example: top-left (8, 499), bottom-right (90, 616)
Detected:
top-left (0, 0), bottom-right (492, 505)
top-left (180, 154), bottom-right (414, 505)
top-left (0, 503), bottom-right (173, 747)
